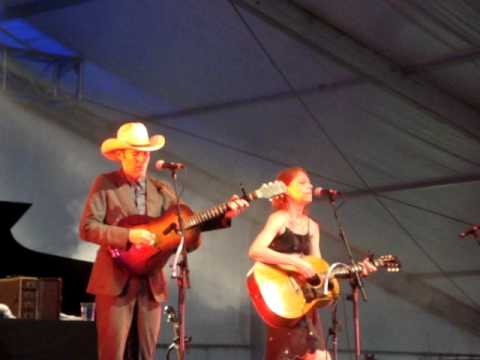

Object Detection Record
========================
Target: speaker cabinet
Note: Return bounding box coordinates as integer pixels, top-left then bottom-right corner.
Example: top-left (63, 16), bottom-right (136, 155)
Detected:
top-left (0, 276), bottom-right (62, 319)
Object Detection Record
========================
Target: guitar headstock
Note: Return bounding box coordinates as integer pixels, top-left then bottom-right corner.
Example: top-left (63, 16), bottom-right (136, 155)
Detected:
top-left (372, 254), bottom-right (401, 272)
top-left (253, 181), bottom-right (287, 200)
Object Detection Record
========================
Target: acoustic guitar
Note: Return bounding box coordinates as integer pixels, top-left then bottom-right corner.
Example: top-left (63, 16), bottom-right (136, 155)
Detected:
top-left (109, 181), bottom-right (286, 275)
top-left (247, 255), bottom-right (400, 328)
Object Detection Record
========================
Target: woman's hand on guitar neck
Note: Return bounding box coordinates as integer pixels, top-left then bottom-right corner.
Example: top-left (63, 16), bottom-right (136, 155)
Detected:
top-left (129, 229), bottom-right (156, 246)
top-left (360, 257), bottom-right (378, 276)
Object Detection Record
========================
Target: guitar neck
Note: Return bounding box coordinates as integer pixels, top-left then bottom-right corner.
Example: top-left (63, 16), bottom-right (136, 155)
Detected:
top-left (332, 258), bottom-right (383, 278)
top-left (185, 192), bottom-right (257, 228)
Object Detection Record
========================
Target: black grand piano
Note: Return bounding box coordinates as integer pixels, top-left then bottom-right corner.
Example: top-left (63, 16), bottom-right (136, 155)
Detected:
top-left (0, 201), bottom-right (97, 360)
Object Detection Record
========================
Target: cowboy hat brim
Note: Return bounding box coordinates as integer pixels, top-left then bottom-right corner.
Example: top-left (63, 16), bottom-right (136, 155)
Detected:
top-left (101, 134), bottom-right (165, 161)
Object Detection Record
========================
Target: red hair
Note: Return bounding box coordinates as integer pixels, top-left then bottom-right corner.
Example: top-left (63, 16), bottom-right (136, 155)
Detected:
top-left (271, 167), bottom-right (309, 212)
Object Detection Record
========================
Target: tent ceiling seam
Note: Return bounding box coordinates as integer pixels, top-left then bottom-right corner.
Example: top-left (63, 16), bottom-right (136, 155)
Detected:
top-left (357, 105), bottom-right (480, 168)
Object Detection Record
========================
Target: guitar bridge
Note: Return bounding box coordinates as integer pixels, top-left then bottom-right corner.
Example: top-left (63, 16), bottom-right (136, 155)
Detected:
top-left (302, 287), bottom-right (318, 303)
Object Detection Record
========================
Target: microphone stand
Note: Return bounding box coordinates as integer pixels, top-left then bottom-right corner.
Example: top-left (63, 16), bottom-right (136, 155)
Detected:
top-left (328, 194), bottom-right (367, 360)
top-left (328, 303), bottom-right (339, 360)
top-left (167, 168), bottom-right (190, 360)
top-left (164, 305), bottom-right (192, 360)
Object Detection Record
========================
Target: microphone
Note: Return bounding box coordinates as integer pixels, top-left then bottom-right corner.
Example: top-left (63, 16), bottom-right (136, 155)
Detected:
top-left (155, 160), bottom-right (186, 171)
top-left (312, 187), bottom-right (342, 199)
top-left (459, 225), bottom-right (479, 239)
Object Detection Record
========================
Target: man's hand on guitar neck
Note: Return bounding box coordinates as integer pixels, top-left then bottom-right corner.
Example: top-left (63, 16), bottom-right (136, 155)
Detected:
top-left (225, 194), bottom-right (250, 219)
top-left (129, 228), bottom-right (156, 246)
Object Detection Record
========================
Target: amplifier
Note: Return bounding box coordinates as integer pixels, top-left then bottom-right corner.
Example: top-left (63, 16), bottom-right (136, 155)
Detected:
top-left (0, 276), bottom-right (62, 320)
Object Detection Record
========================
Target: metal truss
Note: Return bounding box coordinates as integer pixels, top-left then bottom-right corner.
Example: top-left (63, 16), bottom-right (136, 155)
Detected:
top-left (0, 44), bottom-right (84, 103)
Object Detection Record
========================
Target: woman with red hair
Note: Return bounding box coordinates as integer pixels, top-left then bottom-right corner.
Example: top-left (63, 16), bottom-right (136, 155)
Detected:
top-left (249, 167), bottom-right (375, 360)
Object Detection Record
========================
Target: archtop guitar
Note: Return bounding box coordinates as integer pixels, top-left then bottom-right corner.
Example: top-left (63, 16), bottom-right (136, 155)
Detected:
top-left (109, 181), bottom-right (286, 275)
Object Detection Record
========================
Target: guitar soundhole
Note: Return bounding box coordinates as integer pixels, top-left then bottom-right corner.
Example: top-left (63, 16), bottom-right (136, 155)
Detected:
top-left (307, 274), bottom-right (321, 286)
top-left (162, 222), bottom-right (178, 236)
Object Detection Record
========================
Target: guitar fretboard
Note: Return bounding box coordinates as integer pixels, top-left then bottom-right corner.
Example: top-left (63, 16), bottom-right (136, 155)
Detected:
top-left (184, 192), bottom-right (256, 229)
top-left (185, 203), bottom-right (230, 228)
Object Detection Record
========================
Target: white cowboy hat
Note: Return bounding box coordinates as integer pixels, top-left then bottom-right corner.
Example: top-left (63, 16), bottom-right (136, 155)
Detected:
top-left (101, 122), bottom-right (165, 161)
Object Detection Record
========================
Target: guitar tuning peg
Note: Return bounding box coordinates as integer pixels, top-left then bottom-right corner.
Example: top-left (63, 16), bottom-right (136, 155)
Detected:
top-left (240, 186), bottom-right (248, 199)
top-left (367, 252), bottom-right (375, 262)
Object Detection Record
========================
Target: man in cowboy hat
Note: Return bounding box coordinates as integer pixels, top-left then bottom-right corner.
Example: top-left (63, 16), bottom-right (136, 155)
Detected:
top-left (79, 122), bottom-right (248, 360)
